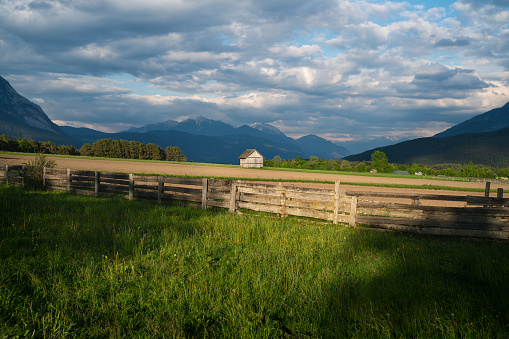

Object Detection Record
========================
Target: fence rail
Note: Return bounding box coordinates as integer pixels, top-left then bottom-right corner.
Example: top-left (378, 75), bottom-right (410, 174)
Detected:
top-left (1, 166), bottom-right (508, 240)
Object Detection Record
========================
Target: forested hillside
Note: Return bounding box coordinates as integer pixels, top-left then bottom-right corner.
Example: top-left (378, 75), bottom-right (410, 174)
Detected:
top-left (345, 127), bottom-right (509, 168)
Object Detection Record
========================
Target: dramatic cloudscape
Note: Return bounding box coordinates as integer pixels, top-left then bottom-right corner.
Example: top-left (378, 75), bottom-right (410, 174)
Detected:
top-left (1, 0), bottom-right (509, 149)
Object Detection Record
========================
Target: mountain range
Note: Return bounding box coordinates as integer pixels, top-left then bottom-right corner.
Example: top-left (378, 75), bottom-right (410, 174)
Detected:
top-left (434, 101), bottom-right (509, 138)
top-left (344, 100), bottom-right (509, 168)
top-left (2, 74), bottom-right (509, 167)
top-left (60, 117), bottom-right (352, 163)
top-left (0, 75), bottom-right (351, 163)
top-left (0, 76), bottom-right (75, 145)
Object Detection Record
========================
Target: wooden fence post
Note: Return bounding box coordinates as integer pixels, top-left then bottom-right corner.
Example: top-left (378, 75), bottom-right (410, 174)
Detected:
top-left (21, 165), bottom-right (25, 187)
top-left (485, 182), bottom-right (491, 197)
top-left (483, 182), bottom-right (491, 208)
top-left (202, 178), bottom-right (208, 210)
top-left (129, 174), bottom-right (134, 200)
top-left (411, 190), bottom-right (420, 206)
top-left (333, 181), bottom-right (341, 224)
top-left (349, 196), bottom-right (357, 227)
top-left (497, 188), bottom-right (504, 199)
top-left (279, 183), bottom-right (286, 218)
top-left (66, 169), bottom-right (71, 192)
top-left (5, 165), bottom-right (8, 185)
top-left (229, 181), bottom-right (238, 213)
top-left (43, 167), bottom-right (46, 187)
top-left (157, 176), bottom-right (163, 204)
top-left (95, 171), bottom-right (100, 197)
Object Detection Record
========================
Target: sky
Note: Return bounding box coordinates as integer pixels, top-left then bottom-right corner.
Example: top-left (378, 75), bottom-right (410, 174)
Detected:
top-left (1, 0), bottom-right (509, 148)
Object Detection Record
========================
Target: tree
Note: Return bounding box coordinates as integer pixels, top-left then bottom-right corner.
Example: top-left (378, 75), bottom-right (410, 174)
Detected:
top-left (18, 138), bottom-right (33, 153)
top-left (80, 143), bottom-right (93, 156)
top-left (147, 143), bottom-right (164, 160)
top-left (0, 135), bottom-right (18, 151)
top-left (355, 162), bottom-right (368, 172)
top-left (371, 151), bottom-right (389, 172)
top-left (497, 168), bottom-right (509, 178)
top-left (165, 146), bottom-right (187, 162)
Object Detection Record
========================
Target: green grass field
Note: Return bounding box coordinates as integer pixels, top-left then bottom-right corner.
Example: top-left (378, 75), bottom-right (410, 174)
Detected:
top-left (1, 186), bottom-right (508, 338)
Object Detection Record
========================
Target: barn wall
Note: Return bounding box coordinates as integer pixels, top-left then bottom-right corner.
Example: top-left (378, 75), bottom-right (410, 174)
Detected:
top-left (240, 156), bottom-right (263, 168)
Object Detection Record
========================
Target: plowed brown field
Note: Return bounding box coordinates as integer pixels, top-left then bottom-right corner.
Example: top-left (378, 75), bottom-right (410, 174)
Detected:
top-left (2, 154), bottom-right (508, 207)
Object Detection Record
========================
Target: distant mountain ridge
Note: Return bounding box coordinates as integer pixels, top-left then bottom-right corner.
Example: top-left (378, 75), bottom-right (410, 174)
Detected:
top-left (344, 127), bottom-right (509, 168)
top-left (0, 76), bottom-right (74, 144)
top-left (61, 127), bottom-right (308, 164)
top-left (120, 116), bottom-right (351, 160)
top-left (344, 100), bottom-right (509, 168)
top-left (434, 101), bottom-right (509, 137)
top-left (0, 75), bottom-right (350, 162)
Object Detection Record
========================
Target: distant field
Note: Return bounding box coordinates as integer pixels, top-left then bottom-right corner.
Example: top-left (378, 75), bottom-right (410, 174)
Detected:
top-left (2, 153), bottom-right (508, 191)
top-left (1, 186), bottom-right (508, 337)
top-left (2, 152), bottom-right (508, 209)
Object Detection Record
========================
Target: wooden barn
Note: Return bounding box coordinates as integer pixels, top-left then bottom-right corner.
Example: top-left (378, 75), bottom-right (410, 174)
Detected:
top-left (238, 149), bottom-right (264, 168)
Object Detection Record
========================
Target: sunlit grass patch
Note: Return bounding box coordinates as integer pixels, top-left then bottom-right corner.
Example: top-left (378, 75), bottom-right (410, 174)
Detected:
top-left (1, 186), bottom-right (508, 337)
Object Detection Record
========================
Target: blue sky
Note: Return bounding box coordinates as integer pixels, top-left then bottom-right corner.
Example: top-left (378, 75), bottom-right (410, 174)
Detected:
top-left (1, 0), bottom-right (508, 151)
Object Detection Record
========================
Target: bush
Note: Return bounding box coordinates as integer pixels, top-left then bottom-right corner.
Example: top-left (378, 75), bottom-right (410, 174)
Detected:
top-left (19, 153), bottom-right (56, 190)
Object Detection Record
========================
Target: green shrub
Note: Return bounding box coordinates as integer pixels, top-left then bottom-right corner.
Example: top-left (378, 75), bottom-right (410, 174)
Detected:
top-left (19, 153), bottom-right (56, 190)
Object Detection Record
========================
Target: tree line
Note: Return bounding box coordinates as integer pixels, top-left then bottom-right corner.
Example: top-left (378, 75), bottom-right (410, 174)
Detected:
top-left (263, 151), bottom-right (509, 179)
top-left (0, 135), bottom-right (187, 162)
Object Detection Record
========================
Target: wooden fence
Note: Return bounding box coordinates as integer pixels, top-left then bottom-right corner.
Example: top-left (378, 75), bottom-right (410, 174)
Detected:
top-left (1, 165), bottom-right (508, 240)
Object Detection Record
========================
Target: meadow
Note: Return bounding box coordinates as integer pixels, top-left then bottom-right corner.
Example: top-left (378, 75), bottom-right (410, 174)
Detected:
top-left (1, 186), bottom-right (508, 338)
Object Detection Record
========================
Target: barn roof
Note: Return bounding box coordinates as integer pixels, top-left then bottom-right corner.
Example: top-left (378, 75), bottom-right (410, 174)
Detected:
top-left (238, 149), bottom-right (261, 159)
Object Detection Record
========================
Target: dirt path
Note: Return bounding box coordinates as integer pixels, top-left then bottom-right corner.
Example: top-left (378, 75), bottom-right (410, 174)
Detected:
top-left (2, 154), bottom-right (508, 206)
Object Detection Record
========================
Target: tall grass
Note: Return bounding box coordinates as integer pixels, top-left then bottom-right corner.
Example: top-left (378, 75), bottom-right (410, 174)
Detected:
top-left (1, 186), bottom-right (508, 337)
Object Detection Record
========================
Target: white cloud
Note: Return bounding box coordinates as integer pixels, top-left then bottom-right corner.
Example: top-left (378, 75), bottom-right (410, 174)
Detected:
top-left (1, 0), bottom-right (509, 151)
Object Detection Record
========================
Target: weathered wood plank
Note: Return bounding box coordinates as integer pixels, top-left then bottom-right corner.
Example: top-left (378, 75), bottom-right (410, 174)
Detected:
top-left (5, 165), bottom-right (23, 171)
top-left (238, 194), bottom-right (280, 206)
top-left (71, 175), bottom-right (95, 182)
top-left (346, 191), bottom-right (470, 202)
top-left (207, 200), bottom-right (230, 209)
top-left (284, 190), bottom-right (334, 202)
top-left (98, 183), bottom-right (130, 193)
top-left (350, 196), bottom-right (358, 227)
top-left (467, 196), bottom-right (508, 206)
top-left (132, 190), bottom-right (158, 199)
top-left (240, 182), bottom-right (333, 195)
top-left (71, 170), bottom-right (96, 177)
top-left (284, 206), bottom-right (333, 221)
top-left (237, 186), bottom-right (280, 197)
top-left (164, 185), bottom-right (202, 196)
top-left (230, 182), bottom-right (238, 213)
top-left (201, 178), bottom-right (208, 209)
top-left (99, 172), bottom-right (130, 180)
top-left (46, 179), bottom-right (67, 186)
top-left (285, 199), bottom-right (338, 211)
top-left (357, 201), bottom-right (509, 216)
top-left (208, 192), bottom-right (230, 201)
top-left (161, 192), bottom-right (201, 203)
top-left (71, 181), bottom-right (95, 189)
top-left (208, 187), bottom-right (232, 194)
top-left (45, 168), bottom-right (68, 175)
top-left (163, 176), bottom-right (202, 186)
top-left (356, 216), bottom-right (509, 231)
top-left (44, 174), bottom-right (66, 181)
top-left (132, 175), bottom-right (160, 182)
top-left (133, 183), bottom-right (158, 190)
top-left (237, 201), bottom-right (280, 214)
